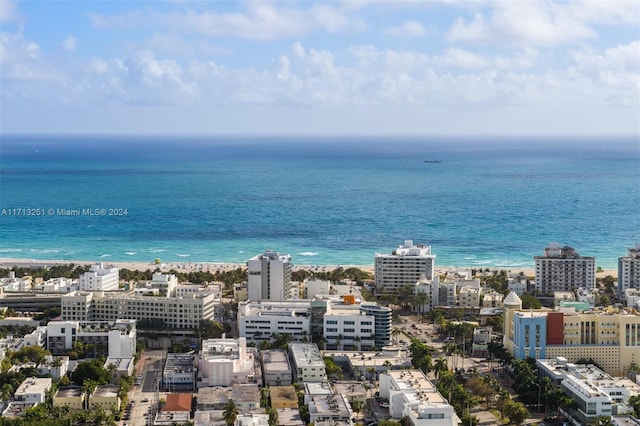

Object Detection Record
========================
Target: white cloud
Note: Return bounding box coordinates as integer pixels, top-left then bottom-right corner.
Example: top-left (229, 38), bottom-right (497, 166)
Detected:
top-left (62, 35), bottom-right (77, 51)
top-left (349, 44), bottom-right (429, 73)
top-left (0, 0), bottom-right (20, 23)
top-left (436, 47), bottom-right (488, 68)
top-left (569, 40), bottom-right (640, 106)
top-left (0, 31), bottom-right (47, 79)
top-left (383, 20), bottom-right (427, 37)
top-left (292, 42), bottom-right (306, 59)
top-left (276, 55), bottom-right (290, 81)
top-left (446, 1), bottom-right (637, 46)
top-left (139, 32), bottom-right (230, 57)
top-left (89, 2), bottom-right (364, 40)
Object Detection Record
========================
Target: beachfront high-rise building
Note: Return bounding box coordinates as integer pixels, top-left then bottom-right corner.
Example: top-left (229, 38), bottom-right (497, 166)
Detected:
top-left (247, 250), bottom-right (293, 301)
top-left (534, 243), bottom-right (595, 295)
top-left (79, 263), bottom-right (119, 292)
top-left (619, 244), bottom-right (640, 299)
top-left (374, 241), bottom-right (436, 294)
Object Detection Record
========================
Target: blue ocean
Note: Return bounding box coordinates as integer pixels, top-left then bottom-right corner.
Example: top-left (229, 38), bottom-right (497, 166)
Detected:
top-left (0, 135), bottom-right (638, 269)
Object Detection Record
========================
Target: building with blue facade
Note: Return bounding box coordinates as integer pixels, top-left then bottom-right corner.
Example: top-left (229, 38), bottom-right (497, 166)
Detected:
top-left (511, 311), bottom-right (548, 360)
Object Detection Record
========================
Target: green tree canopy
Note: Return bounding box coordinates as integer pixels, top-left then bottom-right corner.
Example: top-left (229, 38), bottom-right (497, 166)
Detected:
top-left (520, 294), bottom-right (541, 309)
top-left (72, 358), bottom-right (110, 386)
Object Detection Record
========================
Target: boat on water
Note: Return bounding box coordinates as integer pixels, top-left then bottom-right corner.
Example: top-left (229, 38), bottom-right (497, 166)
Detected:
top-left (424, 160), bottom-right (442, 163)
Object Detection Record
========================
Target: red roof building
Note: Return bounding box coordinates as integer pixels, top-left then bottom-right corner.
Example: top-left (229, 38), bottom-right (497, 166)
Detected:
top-left (162, 393), bottom-right (192, 412)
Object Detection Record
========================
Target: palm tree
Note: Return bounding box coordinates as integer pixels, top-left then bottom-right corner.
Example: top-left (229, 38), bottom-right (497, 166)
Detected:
top-left (433, 358), bottom-right (448, 380)
top-left (391, 327), bottom-right (402, 344)
top-left (350, 400), bottom-right (363, 422)
top-left (82, 379), bottom-right (98, 410)
top-left (418, 291), bottom-right (430, 311)
top-left (52, 357), bottom-right (64, 379)
top-left (106, 362), bottom-right (117, 384)
top-left (223, 399), bottom-right (239, 426)
top-left (1, 383), bottom-right (13, 400)
top-left (366, 367), bottom-right (376, 380)
top-left (267, 407), bottom-right (278, 426)
top-left (588, 417), bottom-right (613, 426)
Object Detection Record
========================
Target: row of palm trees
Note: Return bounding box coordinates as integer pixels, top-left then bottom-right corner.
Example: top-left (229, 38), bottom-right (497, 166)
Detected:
top-left (377, 285), bottom-right (430, 312)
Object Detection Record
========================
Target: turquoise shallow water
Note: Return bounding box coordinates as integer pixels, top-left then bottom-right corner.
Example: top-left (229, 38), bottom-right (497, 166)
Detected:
top-left (0, 135), bottom-right (638, 269)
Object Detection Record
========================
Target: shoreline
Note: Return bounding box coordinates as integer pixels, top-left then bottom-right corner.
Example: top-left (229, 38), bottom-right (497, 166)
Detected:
top-left (0, 257), bottom-right (618, 279)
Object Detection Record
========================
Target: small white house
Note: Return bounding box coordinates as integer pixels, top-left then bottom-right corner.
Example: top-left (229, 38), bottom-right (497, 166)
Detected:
top-left (14, 378), bottom-right (52, 404)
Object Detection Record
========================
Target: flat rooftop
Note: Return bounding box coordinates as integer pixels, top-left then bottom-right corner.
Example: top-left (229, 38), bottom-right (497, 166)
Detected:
top-left (289, 344), bottom-right (324, 368)
top-left (56, 388), bottom-right (84, 398)
top-left (261, 350), bottom-right (290, 373)
top-left (196, 387), bottom-right (231, 406)
top-left (92, 385), bottom-right (119, 398)
top-left (304, 382), bottom-right (332, 396)
top-left (232, 384), bottom-right (260, 403)
top-left (388, 370), bottom-right (446, 405)
top-left (165, 353), bottom-right (195, 373)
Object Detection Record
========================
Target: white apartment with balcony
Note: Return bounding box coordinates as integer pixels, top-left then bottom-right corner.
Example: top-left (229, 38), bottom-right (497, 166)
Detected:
top-left (535, 243), bottom-right (596, 294)
top-left (482, 290), bottom-right (504, 308)
top-left (79, 263), bottom-right (119, 292)
top-left (135, 272), bottom-right (179, 297)
top-left (237, 300), bottom-right (312, 345)
top-left (457, 287), bottom-right (481, 308)
top-left (0, 271), bottom-right (31, 292)
top-left (508, 277), bottom-right (528, 296)
top-left (379, 370), bottom-right (460, 426)
top-left (46, 319), bottom-right (136, 358)
top-left (323, 296), bottom-right (377, 351)
top-left (537, 358), bottom-right (636, 424)
top-left (198, 338), bottom-right (256, 387)
top-left (289, 343), bottom-right (327, 383)
top-left (247, 250), bottom-right (293, 301)
top-left (619, 244), bottom-right (640, 299)
top-left (33, 277), bottom-right (77, 293)
top-left (61, 290), bottom-right (218, 329)
top-left (375, 241), bottom-right (436, 294)
top-left (414, 275), bottom-right (440, 313)
top-left (307, 393), bottom-right (353, 426)
top-left (260, 349), bottom-right (292, 386)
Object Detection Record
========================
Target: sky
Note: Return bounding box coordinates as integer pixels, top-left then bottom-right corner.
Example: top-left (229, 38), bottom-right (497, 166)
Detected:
top-left (1, 0), bottom-right (639, 136)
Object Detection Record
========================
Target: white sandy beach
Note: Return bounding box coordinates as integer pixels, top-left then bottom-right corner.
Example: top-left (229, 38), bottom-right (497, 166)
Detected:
top-left (0, 257), bottom-right (618, 279)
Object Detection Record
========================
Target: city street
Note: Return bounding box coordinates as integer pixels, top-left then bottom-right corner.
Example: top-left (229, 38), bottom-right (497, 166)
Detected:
top-left (121, 350), bottom-right (168, 426)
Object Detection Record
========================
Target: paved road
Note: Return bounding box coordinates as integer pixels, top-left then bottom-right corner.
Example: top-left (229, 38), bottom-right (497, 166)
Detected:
top-left (120, 350), bottom-right (167, 426)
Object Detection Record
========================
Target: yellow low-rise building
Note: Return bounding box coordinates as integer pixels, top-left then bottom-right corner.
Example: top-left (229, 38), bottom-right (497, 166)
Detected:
top-left (89, 385), bottom-right (120, 413)
top-left (504, 291), bottom-right (640, 376)
top-left (53, 388), bottom-right (85, 410)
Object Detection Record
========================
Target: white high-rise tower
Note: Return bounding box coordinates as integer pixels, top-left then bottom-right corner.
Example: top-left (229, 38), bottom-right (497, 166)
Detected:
top-left (247, 250), bottom-right (293, 301)
top-left (374, 240), bottom-right (436, 294)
